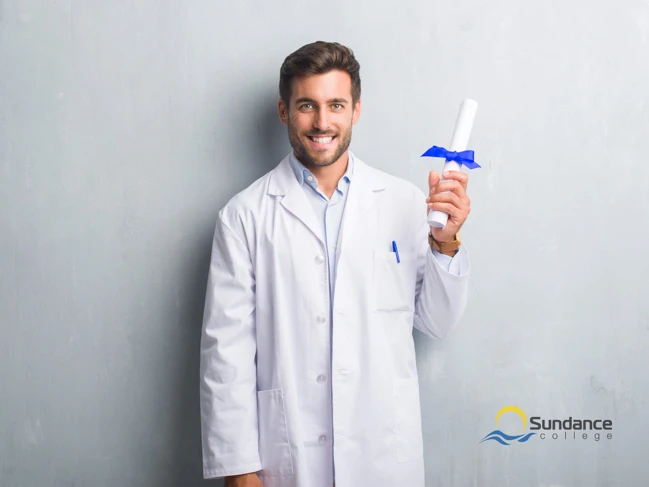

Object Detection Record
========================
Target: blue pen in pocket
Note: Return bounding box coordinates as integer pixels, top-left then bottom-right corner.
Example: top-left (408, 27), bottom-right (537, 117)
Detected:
top-left (391, 241), bottom-right (400, 263)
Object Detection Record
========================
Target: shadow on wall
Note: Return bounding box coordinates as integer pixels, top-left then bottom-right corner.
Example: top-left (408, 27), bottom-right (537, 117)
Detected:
top-left (169, 86), bottom-right (290, 487)
top-left (214, 81), bottom-right (292, 201)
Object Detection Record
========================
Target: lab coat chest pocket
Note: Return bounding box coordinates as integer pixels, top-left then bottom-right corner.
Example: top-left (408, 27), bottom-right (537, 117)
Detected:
top-left (373, 250), bottom-right (418, 312)
top-left (257, 389), bottom-right (294, 476)
top-left (394, 377), bottom-right (424, 463)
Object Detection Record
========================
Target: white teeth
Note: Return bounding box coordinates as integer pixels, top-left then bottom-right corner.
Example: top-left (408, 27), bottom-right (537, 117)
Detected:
top-left (311, 136), bottom-right (333, 144)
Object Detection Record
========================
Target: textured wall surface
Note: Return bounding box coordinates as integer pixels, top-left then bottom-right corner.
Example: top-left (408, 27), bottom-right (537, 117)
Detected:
top-left (1, 1), bottom-right (648, 485)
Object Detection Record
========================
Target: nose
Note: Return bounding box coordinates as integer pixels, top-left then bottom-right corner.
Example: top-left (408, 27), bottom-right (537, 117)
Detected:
top-left (313, 107), bottom-right (331, 131)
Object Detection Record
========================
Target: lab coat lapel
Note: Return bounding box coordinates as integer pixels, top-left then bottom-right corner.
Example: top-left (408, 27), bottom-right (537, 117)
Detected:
top-left (268, 154), bottom-right (325, 245)
top-left (338, 156), bottom-right (386, 255)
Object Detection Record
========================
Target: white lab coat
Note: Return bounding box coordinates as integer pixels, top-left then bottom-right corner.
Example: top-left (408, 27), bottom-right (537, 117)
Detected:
top-left (200, 152), bottom-right (470, 487)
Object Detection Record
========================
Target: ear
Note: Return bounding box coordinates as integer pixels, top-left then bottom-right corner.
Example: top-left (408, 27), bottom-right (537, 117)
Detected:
top-left (352, 98), bottom-right (361, 125)
top-left (278, 98), bottom-right (288, 125)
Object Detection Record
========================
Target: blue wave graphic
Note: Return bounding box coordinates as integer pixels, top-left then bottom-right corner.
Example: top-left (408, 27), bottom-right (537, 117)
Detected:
top-left (517, 433), bottom-right (536, 443)
top-left (480, 430), bottom-right (536, 445)
top-left (482, 434), bottom-right (510, 446)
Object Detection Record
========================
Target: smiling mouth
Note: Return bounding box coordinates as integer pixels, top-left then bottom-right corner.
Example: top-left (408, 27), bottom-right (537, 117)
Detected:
top-left (307, 135), bottom-right (336, 146)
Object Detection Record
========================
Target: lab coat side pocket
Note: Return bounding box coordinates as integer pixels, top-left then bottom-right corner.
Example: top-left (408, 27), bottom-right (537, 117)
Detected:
top-left (394, 377), bottom-right (424, 463)
top-left (257, 389), bottom-right (294, 476)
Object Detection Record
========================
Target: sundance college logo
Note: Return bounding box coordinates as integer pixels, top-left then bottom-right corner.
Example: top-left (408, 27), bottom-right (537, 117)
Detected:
top-left (480, 406), bottom-right (613, 445)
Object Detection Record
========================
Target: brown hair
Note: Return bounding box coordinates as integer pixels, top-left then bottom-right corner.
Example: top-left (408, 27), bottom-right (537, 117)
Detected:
top-left (279, 41), bottom-right (361, 107)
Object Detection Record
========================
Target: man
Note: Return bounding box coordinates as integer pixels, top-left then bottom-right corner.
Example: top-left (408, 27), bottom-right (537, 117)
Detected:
top-left (200, 41), bottom-right (471, 487)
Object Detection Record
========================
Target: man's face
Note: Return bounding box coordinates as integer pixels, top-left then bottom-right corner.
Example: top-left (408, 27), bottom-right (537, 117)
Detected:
top-left (279, 70), bottom-right (361, 168)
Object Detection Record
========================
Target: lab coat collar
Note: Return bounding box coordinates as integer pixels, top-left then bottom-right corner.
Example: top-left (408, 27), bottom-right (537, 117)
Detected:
top-left (268, 150), bottom-right (386, 249)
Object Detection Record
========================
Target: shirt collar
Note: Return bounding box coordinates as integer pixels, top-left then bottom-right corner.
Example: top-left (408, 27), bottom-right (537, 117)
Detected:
top-left (288, 150), bottom-right (355, 189)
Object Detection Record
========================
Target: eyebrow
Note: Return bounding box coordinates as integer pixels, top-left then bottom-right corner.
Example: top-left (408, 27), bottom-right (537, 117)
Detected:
top-left (295, 97), bottom-right (349, 105)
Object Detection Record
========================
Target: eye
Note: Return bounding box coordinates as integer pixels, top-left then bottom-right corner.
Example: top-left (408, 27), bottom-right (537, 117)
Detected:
top-left (332, 104), bottom-right (343, 110)
top-left (300, 103), bottom-right (314, 110)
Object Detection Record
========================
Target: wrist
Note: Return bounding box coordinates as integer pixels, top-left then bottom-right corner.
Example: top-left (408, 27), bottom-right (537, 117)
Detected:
top-left (225, 472), bottom-right (260, 486)
top-left (428, 230), bottom-right (461, 255)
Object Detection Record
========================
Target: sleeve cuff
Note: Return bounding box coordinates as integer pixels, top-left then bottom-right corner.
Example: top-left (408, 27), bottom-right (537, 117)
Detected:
top-left (430, 244), bottom-right (469, 276)
top-left (203, 461), bottom-right (263, 479)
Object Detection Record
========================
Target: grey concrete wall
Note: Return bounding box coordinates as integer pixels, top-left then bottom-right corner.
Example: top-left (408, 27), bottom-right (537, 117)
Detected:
top-left (1, 1), bottom-right (648, 486)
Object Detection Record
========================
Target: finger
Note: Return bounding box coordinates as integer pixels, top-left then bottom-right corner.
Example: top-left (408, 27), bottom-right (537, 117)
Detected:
top-left (427, 201), bottom-right (466, 220)
top-left (428, 170), bottom-right (440, 193)
top-left (428, 189), bottom-right (471, 212)
top-left (429, 179), bottom-right (460, 202)
top-left (429, 191), bottom-right (469, 210)
top-left (442, 170), bottom-right (469, 189)
top-left (433, 183), bottom-right (470, 207)
top-left (437, 180), bottom-right (467, 198)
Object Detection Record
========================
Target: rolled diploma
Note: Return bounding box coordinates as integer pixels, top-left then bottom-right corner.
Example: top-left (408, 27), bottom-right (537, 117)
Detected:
top-left (428, 99), bottom-right (478, 229)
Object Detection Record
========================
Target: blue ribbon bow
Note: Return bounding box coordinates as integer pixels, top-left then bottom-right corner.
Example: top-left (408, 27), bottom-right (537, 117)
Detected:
top-left (421, 145), bottom-right (481, 169)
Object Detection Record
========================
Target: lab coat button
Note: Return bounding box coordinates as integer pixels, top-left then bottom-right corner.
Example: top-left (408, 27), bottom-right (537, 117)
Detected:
top-left (315, 255), bottom-right (324, 264)
top-left (316, 315), bottom-right (326, 323)
top-left (316, 374), bottom-right (327, 383)
top-left (318, 434), bottom-right (327, 444)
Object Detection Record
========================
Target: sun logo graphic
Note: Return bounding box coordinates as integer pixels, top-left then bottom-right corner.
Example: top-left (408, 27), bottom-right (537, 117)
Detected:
top-left (480, 406), bottom-right (536, 446)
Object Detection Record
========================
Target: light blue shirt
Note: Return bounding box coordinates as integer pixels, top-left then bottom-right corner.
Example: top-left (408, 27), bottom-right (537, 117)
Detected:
top-left (289, 151), bottom-right (462, 481)
top-left (289, 151), bottom-right (353, 296)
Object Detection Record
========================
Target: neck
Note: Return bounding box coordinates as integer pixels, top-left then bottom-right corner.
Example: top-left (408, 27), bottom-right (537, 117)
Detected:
top-left (295, 150), bottom-right (349, 198)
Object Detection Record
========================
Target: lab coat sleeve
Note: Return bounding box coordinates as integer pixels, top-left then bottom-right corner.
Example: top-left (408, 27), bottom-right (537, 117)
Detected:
top-left (432, 248), bottom-right (462, 274)
top-left (413, 199), bottom-right (471, 339)
top-left (199, 211), bottom-right (262, 479)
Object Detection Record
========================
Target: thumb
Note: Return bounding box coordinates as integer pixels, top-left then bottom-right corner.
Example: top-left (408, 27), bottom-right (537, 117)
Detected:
top-left (428, 170), bottom-right (440, 192)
